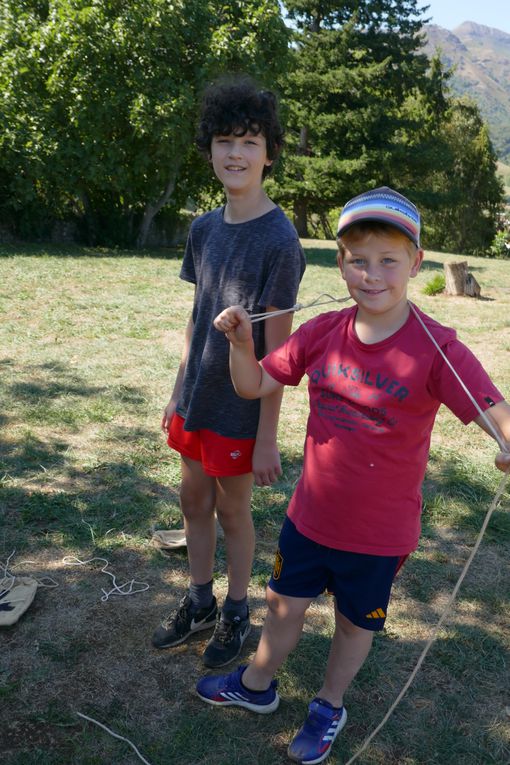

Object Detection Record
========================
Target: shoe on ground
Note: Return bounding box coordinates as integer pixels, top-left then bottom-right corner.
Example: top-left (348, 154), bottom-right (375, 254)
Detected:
top-left (196, 664), bottom-right (279, 713)
top-left (152, 594), bottom-right (217, 648)
top-left (202, 609), bottom-right (251, 668)
top-left (287, 697), bottom-right (347, 764)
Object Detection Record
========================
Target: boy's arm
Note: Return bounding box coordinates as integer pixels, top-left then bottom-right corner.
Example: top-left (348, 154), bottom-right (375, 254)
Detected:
top-left (474, 400), bottom-right (510, 472)
top-left (253, 308), bottom-right (294, 486)
top-left (214, 306), bottom-right (283, 400)
top-left (161, 314), bottom-right (194, 433)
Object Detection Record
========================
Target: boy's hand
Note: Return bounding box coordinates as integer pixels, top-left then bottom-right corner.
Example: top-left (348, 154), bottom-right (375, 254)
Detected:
top-left (495, 450), bottom-right (510, 473)
top-left (214, 305), bottom-right (253, 346)
top-left (161, 399), bottom-right (177, 433)
top-left (252, 439), bottom-right (282, 486)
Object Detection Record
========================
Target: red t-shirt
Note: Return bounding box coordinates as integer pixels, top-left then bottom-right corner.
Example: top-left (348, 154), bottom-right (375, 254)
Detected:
top-left (262, 306), bottom-right (503, 555)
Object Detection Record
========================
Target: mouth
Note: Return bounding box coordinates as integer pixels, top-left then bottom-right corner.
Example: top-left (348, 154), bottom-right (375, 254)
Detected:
top-left (361, 288), bottom-right (386, 295)
top-left (225, 165), bottom-right (245, 172)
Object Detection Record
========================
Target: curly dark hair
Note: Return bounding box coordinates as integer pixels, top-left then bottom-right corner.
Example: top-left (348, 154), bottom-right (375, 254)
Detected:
top-left (196, 75), bottom-right (284, 178)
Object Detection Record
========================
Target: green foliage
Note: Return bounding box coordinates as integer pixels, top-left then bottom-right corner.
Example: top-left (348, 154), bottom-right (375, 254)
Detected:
top-left (421, 99), bottom-right (504, 255)
top-left (422, 272), bottom-right (445, 295)
top-left (272, 0), bottom-right (433, 236)
top-left (489, 229), bottom-right (510, 258)
top-left (0, 0), bottom-right (289, 246)
top-left (0, 1), bottom-right (505, 252)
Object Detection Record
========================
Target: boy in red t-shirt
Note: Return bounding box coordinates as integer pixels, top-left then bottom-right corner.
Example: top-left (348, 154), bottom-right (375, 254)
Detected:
top-left (195, 187), bottom-right (510, 764)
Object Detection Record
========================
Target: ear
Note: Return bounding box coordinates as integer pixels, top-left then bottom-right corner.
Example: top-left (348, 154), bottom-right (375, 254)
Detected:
top-left (336, 251), bottom-right (346, 280)
top-left (410, 248), bottom-right (424, 278)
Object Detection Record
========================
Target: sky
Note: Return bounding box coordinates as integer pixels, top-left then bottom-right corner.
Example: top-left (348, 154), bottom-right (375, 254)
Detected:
top-left (418, 0), bottom-right (510, 35)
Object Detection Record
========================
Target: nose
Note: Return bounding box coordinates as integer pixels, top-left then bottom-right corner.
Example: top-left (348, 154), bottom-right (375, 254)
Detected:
top-left (363, 265), bottom-right (381, 283)
top-left (228, 140), bottom-right (243, 159)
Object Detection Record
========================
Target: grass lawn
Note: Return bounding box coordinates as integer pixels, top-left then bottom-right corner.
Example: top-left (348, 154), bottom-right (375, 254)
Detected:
top-left (1, 240), bottom-right (509, 765)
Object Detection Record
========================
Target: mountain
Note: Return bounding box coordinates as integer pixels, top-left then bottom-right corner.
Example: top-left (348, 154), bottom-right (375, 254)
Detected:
top-left (423, 21), bottom-right (510, 162)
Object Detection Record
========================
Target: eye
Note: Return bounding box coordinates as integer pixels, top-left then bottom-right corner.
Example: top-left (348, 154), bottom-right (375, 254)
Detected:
top-left (382, 257), bottom-right (396, 264)
top-left (350, 258), bottom-right (366, 266)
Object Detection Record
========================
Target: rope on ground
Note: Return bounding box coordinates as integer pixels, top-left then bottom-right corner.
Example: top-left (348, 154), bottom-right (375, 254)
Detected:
top-left (62, 556), bottom-right (149, 601)
top-left (77, 712), bottom-right (154, 765)
top-left (344, 459), bottom-right (510, 764)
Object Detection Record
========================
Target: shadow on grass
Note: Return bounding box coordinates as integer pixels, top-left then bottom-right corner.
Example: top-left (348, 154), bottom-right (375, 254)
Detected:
top-left (0, 242), bottom-right (184, 260)
top-left (1, 360), bottom-right (180, 552)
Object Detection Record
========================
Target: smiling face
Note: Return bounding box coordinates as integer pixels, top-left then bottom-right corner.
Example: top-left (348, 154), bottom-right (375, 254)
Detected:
top-left (338, 227), bottom-right (423, 323)
top-left (210, 130), bottom-right (273, 196)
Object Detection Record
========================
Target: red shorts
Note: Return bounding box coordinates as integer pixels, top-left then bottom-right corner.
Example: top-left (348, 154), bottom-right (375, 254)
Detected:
top-left (167, 414), bottom-right (255, 477)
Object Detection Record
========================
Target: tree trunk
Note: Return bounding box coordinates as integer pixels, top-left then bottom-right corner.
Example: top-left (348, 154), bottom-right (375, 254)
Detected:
top-left (136, 170), bottom-right (179, 249)
top-left (444, 261), bottom-right (468, 295)
top-left (293, 126), bottom-right (310, 237)
top-left (294, 199), bottom-right (309, 238)
top-left (79, 190), bottom-right (98, 246)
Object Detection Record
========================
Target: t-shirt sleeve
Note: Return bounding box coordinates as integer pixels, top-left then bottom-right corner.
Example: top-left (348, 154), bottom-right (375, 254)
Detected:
top-left (258, 237), bottom-right (306, 310)
top-left (261, 322), bottom-right (308, 386)
top-left (179, 230), bottom-right (197, 285)
top-left (428, 339), bottom-right (504, 424)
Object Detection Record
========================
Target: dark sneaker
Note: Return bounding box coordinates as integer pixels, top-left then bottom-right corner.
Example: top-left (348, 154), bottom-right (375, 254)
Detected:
top-left (287, 697), bottom-right (347, 764)
top-left (202, 609), bottom-right (251, 668)
top-left (151, 594), bottom-right (217, 649)
top-left (196, 664), bottom-right (279, 713)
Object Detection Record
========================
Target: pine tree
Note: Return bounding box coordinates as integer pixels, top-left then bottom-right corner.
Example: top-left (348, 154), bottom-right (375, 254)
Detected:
top-left (274, 0), bottom-right (431, 236)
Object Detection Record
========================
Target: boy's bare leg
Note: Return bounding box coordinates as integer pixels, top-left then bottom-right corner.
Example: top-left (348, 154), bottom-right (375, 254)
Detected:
top-left (180, 455), bottom-right (217, 584)
top-left (243, 590), bottom-right (313, 690)
top-left (316, 606), bottom-right (374, 708)
top-left (215, 473), bottom-right (255, 600)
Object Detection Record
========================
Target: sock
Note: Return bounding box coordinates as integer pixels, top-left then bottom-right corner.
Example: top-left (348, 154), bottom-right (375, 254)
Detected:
top-left (222, 594), bottom-right (248, 621)
top-left (188, 580), bottom-right (214, 612)
top-left (315, 696), bottom-right (343, 712)
top-left (240, 668), bottom-right (271, 694)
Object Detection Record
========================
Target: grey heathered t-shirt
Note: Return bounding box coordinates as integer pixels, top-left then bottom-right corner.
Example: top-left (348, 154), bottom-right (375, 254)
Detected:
top-left (176, 205), bottom-right (306, 438)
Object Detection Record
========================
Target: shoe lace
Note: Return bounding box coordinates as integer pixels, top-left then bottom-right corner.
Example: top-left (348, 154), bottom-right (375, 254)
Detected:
top-left (163, 598), bottom-right (189, 630)
top-left (213, 616), bottom-right (240, 645)
top-left (307, 704), bottom-right (336, 733)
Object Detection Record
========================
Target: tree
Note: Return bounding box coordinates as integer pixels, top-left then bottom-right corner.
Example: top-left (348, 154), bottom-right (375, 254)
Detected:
top-left (422, 99), bottom-right (504, 255)
top-left (273, 0), bottom-right (432, 236)
top-left (0, 0), bottom-right (290, 246)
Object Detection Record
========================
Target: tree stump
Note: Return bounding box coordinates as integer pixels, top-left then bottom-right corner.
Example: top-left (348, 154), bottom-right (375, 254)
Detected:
top-left (464, 273), bottom-right (481, 298)
top-left (444, 261), bottom-right (481, 298)
top-left (444, 261), bottom-right (468, 295)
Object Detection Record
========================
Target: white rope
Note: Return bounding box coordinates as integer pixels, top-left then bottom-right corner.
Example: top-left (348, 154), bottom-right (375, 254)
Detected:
top-left (62, 556), bottom-right (149, 602)
top-left (344, 464), bottom-right (509, 765)
top-left (77, 712), bottom-right (154, 765)
top-left (409, 302), bottom-right (506, 450)
top-left (343, 302), bottom-right (510, 764)
top-left (249, 293), bottom-right (351, 323)
top-left (0, 550), bottom-right (59, 590)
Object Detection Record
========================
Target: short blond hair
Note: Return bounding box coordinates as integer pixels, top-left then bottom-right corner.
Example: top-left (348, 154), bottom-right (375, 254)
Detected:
top-left (337, 222), bottom-right (418, 260)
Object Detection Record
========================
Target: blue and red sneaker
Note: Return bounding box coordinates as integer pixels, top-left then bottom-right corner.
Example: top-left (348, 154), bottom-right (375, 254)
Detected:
top-left (196, 664), bottom-right (279, 714)
top-left (287, 697), bottom-right (347, 764)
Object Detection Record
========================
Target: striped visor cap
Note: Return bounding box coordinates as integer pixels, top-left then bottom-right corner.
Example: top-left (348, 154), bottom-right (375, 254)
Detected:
top-left (337, 186), bottom-right (420, 247)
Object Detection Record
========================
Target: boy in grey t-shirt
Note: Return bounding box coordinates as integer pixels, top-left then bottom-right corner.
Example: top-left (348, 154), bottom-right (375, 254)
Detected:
top-left (152, 76), bottom-right (305, 668)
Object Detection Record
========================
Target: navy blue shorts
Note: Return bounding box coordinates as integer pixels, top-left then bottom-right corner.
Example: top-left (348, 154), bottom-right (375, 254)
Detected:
top-left (268, 517), bottom-right (406, 631)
